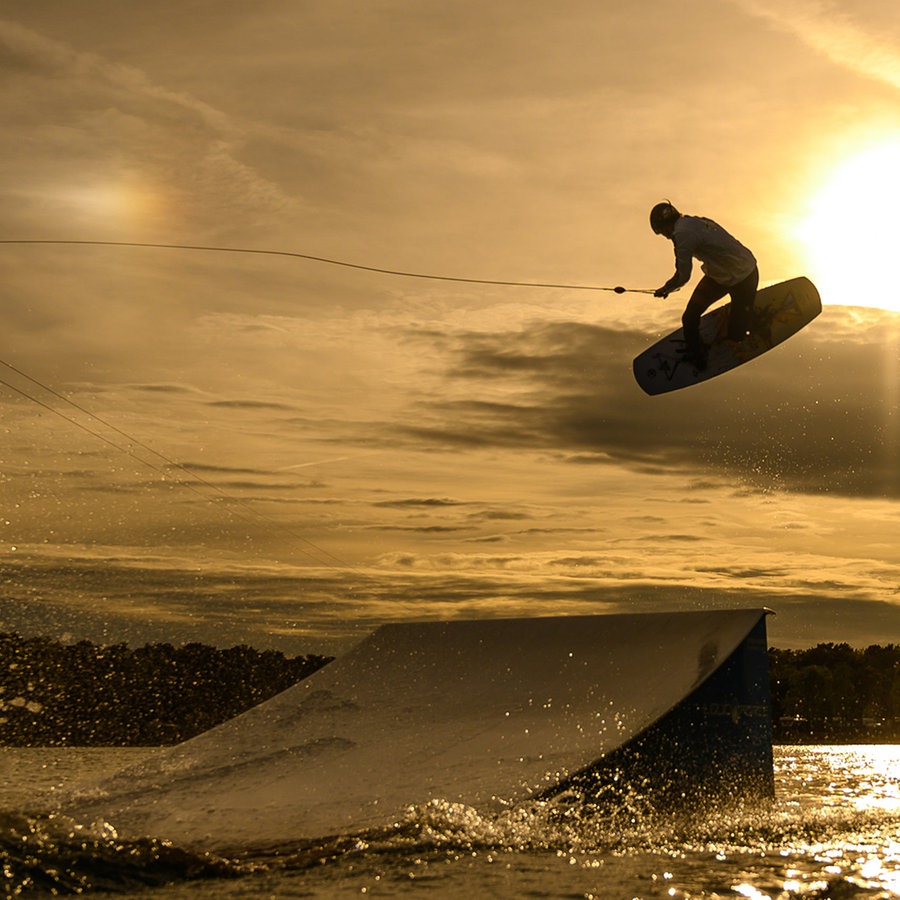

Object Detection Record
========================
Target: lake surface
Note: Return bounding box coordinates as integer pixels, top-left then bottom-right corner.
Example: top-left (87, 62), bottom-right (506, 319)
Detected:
top-left (1, 744), bottom-right (898, 897)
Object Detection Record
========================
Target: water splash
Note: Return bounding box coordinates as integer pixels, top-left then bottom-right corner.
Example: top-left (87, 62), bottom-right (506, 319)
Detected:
top-left (0, 811), bottom-right (237, 897)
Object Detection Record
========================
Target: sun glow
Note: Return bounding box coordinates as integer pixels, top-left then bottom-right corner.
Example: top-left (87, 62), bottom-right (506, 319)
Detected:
top-left (795, 139), bottom-right (900, 311)
top-left (57, 176), bottom-right (169, 231)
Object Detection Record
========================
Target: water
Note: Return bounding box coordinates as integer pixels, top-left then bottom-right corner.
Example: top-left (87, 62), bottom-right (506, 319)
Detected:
top-left (1, 745), bottom-right (898, 898)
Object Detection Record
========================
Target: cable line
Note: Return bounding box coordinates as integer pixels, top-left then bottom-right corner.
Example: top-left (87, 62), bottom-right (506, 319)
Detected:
top-left (0, 359), bottom-right (361, 573)
top-left (0, 237), bottom-right (649, 574)
top-left (0, 239), bottom-right (654, 294)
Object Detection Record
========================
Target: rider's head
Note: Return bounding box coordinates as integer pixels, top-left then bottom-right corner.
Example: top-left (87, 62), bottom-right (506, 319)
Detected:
top-left (649, 201), bottom-right (680, 238)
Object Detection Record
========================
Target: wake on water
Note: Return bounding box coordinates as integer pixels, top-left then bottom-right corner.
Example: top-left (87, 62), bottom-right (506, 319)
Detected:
top-left (4, 781), bottom-right (899, 897)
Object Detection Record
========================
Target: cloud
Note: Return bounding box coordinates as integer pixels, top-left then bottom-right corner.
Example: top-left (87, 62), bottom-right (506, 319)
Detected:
top-left (0, 18), bottom-right (293, 240)
top-left (2, 544), bottom-right (896, 652)
top-left (391, 308), bottom-right (900, 498)
top-left (0, 19), bottom-right (230, 126)
top-left (736, 0), bottom-right (900, 91)
top-left (2, 2), bottom-right (898, 656)
top-left (373, 498), bottom-right (470, 509)
top-left (207, 399), bottom-right (298, 411)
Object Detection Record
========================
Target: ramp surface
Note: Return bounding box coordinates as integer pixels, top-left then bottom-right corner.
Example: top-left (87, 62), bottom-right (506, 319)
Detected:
top-left (64, 608), bottom-right (769, 848)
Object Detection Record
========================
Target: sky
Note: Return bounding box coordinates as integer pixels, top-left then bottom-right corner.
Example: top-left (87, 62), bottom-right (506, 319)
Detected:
top-left (0, 0), bottom-right (898, 655)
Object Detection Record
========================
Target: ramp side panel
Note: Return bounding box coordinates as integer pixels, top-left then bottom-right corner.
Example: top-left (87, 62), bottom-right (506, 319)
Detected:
top-left (553, 614), bottom-right (774, 804)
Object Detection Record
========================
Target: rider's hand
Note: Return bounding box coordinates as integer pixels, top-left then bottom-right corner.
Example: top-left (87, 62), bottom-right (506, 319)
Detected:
top-left (654, 287), bottom-right (669, 299)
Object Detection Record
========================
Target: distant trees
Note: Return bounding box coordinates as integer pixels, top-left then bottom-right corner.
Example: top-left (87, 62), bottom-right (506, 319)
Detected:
top-left (0, 633), bottom-right (332, 746)
top-left (769, 643), bottom-right (900, 742)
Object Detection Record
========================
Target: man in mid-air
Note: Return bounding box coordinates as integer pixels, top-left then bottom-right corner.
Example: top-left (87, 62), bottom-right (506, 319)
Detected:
top-left (650, 201), bottom-right (759, 370)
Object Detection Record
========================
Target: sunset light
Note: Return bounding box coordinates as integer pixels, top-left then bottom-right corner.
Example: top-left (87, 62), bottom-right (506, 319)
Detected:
top-left (796, 138), bottom-right (900, 311)
top-left (3, 2), bottom-right (900, 896)
top-left (59, 177), bottom-right (167, 229)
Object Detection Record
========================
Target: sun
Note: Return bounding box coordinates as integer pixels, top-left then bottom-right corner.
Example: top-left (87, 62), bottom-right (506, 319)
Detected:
top-left (795, 138), bottom-right (900, 312)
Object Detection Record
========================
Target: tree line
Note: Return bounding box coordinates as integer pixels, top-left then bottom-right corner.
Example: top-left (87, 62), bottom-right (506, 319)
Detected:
top-left (0, 632), bottom-right (332, 746)
top-left (769, 643), bottom-right (900, 742)
top-left (1, 634), bottom-right (898, 746)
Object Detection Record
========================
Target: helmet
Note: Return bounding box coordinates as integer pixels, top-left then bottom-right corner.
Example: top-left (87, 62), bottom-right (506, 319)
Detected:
top-left (649, 201), bottom-right (680, 235)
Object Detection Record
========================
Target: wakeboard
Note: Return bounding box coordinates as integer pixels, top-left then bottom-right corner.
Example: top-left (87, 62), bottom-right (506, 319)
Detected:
top-left (632, 276), bottom-right (821, 395)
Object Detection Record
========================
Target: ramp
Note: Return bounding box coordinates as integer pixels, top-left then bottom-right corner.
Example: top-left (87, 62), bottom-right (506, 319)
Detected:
top-left (64, 608), bottom-right (773, 848)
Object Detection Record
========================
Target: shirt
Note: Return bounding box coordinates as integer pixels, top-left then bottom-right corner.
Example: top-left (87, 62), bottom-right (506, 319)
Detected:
top-left (662, 215), bottom-right (757, 292)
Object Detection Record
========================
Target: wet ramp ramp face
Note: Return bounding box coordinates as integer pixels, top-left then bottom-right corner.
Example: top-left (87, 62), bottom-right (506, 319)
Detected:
top-left (68, 608), bottom-right (772, 847)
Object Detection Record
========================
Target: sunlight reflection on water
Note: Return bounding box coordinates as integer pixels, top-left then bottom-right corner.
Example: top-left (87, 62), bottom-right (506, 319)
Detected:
top-left (778, 744), bottom-right (900, 812)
